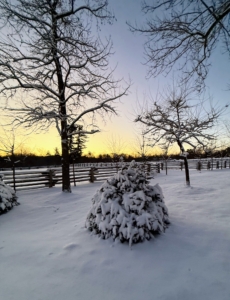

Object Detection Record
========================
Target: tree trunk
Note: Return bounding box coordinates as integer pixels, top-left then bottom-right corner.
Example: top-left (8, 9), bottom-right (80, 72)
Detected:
top-left (177, 139), bottom-right (190, 186)
top-left (51, 8), bottom-right (71, 192)
top-left (61, 125), bottom-right (71, 192)
top-left (183, 156), bottom-right (190, 186)
top-left (59, 98), bottom-right (71, 192)
top-left (60, 102), bottom-right (71, 192)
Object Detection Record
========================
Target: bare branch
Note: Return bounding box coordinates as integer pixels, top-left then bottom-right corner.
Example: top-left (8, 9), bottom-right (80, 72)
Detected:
top-left (130, 0), bottom-right (230, 90)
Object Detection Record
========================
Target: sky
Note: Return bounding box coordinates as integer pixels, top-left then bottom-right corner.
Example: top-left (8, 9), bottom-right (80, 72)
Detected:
top-left (0, 0), bottom-right (230, 156)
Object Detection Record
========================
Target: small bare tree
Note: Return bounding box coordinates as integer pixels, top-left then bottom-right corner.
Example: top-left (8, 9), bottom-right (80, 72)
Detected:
top-left (135, 87), bottom-right (221, 186)
top-left (0, 0), bottom-right (129, 192)
top-left (105, 134), bottom-right (127, 161)
top-left (133, 129), bottom-right (151, 160)
top-left (130, 0), bottom-right (230, 90)
top-left (0, 126), bottom-right (28, 190)
top-left (0, 125), bottom-right (28, 158)
top-left (224, 119), bottom-right (230, 139)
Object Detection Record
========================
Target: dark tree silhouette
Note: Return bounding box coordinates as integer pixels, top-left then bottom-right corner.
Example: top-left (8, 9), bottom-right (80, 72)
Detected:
top-left (68, 124), bottom-right (87, 160)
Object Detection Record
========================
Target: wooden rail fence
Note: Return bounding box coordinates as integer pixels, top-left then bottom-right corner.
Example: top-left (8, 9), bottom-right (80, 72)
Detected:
top-left (0, 163), bottom-right (160, 191)
top-left (161, 158), bottom-right (230, 171)
top-left (1, 158), bottom-right (229, 191)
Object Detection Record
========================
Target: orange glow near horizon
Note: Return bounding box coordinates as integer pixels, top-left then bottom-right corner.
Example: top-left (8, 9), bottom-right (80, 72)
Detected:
top-left (0, 125), bottom-right (176, 157)
top-left (0, 111), bottom-right (180, 157)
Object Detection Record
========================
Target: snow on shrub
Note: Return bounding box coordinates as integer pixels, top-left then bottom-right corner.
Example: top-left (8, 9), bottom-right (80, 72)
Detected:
top-left (0, 174), bottom-right (19, 215)
top-left (86, 161), bottom-right (169, 246)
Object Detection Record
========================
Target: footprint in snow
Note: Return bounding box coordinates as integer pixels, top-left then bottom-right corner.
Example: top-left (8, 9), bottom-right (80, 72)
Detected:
top-left (63, 243), bottom-right (79, 251)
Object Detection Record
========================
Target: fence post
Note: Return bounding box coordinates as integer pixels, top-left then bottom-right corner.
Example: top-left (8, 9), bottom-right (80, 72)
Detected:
top-left (216, 161), bottom-right (219, 169)
top-left (157, 163), bottom-right (160, 173)
top-left (207, 161), bottom-right (211, 170)
top-left (180, 162), bottom-right (183, 171)
top-left (196, 161), bottom-right (202, 171)
top-left (89, 167), bottom-right (97, 183)
top-left (12, 163), bottom-right (16, 192)
top-left (48, 169), bottom-right (57, 188)
top-left (146, 163), bottom-right (151, 177)
top-left (72, 162), bottom-right (76, 186)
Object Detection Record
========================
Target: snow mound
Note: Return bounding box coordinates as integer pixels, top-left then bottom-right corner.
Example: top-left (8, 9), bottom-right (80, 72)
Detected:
top-left (0, 175), bottom-right (19, 215)
top-left (86, 161), bottom-right (169, 246)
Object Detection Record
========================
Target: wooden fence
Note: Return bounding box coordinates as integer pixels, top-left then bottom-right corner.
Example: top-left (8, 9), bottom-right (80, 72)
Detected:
top-left (161, 158), bottom-right (230, 171)
top-left (1, 158), bottom-right (229, 191)
top-left (0, 162), bottom-right (160, 191)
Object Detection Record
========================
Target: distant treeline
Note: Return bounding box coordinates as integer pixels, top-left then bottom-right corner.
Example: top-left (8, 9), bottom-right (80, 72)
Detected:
top-left (0, 147), bottom-right (230, 168)
top-left (0, 153), bottom-right (169, 168)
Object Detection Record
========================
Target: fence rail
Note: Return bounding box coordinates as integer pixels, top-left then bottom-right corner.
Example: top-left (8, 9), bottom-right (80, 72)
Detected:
top-left (1, 158), bottom-right (229, 191)
top-left (0, 162), bottom-right (160, 191)
top-left (161, 158), bottom-right (230, 171)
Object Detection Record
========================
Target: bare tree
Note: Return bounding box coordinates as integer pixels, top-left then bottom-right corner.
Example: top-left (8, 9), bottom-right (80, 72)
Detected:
top-left (105, 134), bottom-right (127, 161)
top-left (54, 147), bottom-right (60, 156)
top-left (0, 125), bottom-right (28, 190)
top-left (135, 87), bottom-right (221, 186)
top-left (0, 0), bottom-right (129, 192)
top-left (0, 129), bottom-right (18, 160)
top-left (224, 119), bottom-right (230, 139)
top-left (0, 125), bottom-right (28, 158)
top-left (130, 0), bottom-right (230, 90)
top-left (133, 129), bottom-right (151, 160)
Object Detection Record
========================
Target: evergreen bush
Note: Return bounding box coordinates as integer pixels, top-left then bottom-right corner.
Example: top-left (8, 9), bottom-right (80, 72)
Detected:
top-left (0, 175), bottom-right (19, 215)
top-left (86, 161), bottom-right (169, 246)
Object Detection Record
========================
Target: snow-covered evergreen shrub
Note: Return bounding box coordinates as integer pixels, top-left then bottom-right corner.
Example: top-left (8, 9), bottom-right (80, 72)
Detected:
top-left (0, 175), bottom-right (19, 215)
top-left (86, 161), bottom-right (169, 246)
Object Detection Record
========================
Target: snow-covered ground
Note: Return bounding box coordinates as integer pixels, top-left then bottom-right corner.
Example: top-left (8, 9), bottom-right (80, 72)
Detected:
top-left (1, 169), bottom-right (230, 300)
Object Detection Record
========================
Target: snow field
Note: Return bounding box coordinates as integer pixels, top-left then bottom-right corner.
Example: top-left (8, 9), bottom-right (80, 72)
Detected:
top-left (0, 169), bottom-right (230, 300)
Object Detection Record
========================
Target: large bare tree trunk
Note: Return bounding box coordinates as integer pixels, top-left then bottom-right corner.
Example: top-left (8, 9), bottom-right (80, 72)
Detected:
top-left (61, 118), bottom-right (71, 192)
top-left (52, 11), bottom-right (71, 192)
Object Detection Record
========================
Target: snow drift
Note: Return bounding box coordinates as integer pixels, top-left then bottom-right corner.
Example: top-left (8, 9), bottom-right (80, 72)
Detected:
top-left (86, 161), bottom-right (169, 246)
